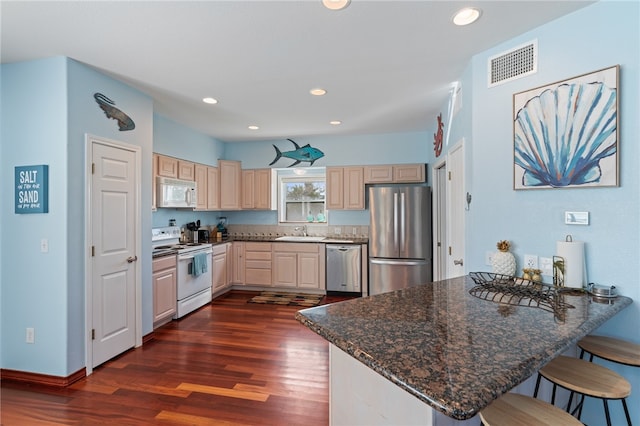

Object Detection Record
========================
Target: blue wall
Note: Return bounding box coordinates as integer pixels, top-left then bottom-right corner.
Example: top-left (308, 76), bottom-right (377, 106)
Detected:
top-left (1, 57), bottom-right (153, 376)
top-left (452, 2), bottom-right (639, 423)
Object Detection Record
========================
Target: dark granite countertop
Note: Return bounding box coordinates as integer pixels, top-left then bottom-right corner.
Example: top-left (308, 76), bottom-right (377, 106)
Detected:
top-left (206, 236), bottom-right (369, 245)
top-left (295, 275), bottom-right (633, 420)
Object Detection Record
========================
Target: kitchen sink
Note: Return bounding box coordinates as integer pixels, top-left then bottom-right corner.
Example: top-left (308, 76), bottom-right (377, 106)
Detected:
top-left (275, 236), bottom-right (327, 242)
top-left (274, 236), bottom-right (355, 243)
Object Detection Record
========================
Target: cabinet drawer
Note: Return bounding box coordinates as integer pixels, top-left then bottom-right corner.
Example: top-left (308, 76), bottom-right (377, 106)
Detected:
top-left (153, 255), bottom-right (177, 271)
top-left (245, 251), bottom-right (272, 261)
top-left (212, 244), bottom-right (228, 256)
top-left (245, 242), bottom-right (272, 251)
top-left (245, 260), bottom-right (272, 269)
top-left (246, 268), bottom-right (272, 285)
top-left (273, 242), bottom-right (319, 253)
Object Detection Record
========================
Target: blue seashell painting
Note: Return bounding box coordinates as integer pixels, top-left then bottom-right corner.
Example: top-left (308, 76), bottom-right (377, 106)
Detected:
top-left (513, 66), bottom-right (618, 189)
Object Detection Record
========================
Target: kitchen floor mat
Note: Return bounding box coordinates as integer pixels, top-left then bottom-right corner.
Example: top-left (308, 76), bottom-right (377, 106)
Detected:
top-left (247, 291), bottom-right (324, 307)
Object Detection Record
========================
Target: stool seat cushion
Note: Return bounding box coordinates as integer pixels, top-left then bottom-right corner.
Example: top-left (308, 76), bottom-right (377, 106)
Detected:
top-left (540, 356), bottom-right (631, 399)
top-left (578, 335), bottom-right (640, 367)
top-left (480, 393), bottom-right (583, 425)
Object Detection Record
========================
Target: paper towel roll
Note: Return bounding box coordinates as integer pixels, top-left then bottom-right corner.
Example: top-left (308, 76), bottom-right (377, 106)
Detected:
top-left (556, 238), bottom-right (587, 289)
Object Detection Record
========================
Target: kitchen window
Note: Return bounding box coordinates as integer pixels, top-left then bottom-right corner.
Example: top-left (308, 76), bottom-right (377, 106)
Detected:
top-left (277, 168), bottom-right (326, 223)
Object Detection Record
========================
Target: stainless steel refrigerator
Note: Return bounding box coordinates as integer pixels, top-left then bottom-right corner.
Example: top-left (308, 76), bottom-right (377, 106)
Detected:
top-left (368, 185), bottom-right (432, 295)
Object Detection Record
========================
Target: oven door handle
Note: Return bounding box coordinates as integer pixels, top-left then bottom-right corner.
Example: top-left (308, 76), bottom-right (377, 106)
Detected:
top-left (178, 250), bottom-right (213, 261)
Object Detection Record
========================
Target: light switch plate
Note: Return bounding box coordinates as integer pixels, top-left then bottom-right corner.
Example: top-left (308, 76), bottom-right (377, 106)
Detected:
top-left (565, 211), bottom-right (589, 225)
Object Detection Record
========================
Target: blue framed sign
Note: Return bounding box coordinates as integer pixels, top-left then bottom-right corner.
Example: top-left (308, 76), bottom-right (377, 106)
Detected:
top-left (15, 165), bottom-right (49, 214)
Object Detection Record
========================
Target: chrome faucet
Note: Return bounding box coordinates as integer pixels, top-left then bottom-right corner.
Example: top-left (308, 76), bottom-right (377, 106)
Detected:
top-left (294, 225), bottom-right (308, 236)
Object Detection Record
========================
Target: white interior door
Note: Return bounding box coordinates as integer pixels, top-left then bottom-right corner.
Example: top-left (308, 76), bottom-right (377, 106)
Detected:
top-left (89, 136), bottom-right (140, 368)
top-left (447, 140), bottom-right (465, 278)
top-left (432, 161), bottom-right (447, 281)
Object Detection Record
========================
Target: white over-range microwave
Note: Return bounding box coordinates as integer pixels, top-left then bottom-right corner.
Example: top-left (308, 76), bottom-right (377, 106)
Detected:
top-left (156, 177), bottom-right (197, 208)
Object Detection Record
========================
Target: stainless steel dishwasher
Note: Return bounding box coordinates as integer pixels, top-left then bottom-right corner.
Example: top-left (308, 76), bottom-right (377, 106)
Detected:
top-left (326, 245), bottom-right (361, 293)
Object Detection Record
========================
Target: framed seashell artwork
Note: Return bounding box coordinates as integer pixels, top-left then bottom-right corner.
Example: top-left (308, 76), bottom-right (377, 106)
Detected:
top-left (513, 65), bottom-right (619, 190)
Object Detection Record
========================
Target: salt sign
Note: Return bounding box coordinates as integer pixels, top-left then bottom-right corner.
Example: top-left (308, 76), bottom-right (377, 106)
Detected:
top-left (15, 165), bottom-right (49, 214)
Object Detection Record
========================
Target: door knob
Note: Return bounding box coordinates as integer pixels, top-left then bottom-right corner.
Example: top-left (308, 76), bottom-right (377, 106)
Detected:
top-left (127, 255), bottom-right (138, 263)
top-left (453, 259), bottom-right (463, 266)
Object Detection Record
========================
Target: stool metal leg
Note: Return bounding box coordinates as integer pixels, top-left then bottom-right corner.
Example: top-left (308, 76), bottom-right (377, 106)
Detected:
top-left (622, 398), bottom-right (632, 426)
top-left (603, 399), bottom-right (612, 426)
top-left (533, 373), bottom-right (542, 398)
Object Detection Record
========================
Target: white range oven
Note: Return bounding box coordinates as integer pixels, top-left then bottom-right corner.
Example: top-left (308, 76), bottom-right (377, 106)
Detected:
top-left (152, 226), bottom-right (213, 319)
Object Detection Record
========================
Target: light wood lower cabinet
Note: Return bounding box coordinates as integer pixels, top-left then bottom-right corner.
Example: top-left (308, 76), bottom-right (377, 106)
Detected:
top-left (272, 243), bottom-right (323, 290)
top-left (244, 242), bottom-right (272, 286)
top-left (231, 242), bottom-right (244, 284)
top-left (152, 255), bottom-right (177, 328)
top-left (211, 244), bottom-right (229, 293)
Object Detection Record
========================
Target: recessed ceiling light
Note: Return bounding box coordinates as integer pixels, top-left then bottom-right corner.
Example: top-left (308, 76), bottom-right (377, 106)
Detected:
top-left (322, 0), bottom-right (350, 11)
top-left (310, 88), bottom-right (327, 96)
top-left (330, 120), bottom-right (342, 125)
top-left (202, 97), bottom-right (218, 104)
top-left (248, 125), bottom-right (259, 130)
top-left (453, 7), bottom-right (481, 26)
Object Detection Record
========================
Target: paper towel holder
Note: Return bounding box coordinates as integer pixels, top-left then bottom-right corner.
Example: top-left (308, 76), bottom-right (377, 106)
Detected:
top-left (553, 255), bottom-right (565, 287)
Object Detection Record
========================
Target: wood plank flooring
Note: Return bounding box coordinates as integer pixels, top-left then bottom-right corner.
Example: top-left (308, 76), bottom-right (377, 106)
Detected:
top-left (1, 291), bottom-right (348, 425)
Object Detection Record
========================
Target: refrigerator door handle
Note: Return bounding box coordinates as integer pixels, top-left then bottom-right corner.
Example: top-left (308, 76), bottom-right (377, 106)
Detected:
top-left (370, 258), bottom-right (426, 266)
top-left (393, 192), bottom-right (399, 253)
top-left (399, 192), bottom-right (406, 251)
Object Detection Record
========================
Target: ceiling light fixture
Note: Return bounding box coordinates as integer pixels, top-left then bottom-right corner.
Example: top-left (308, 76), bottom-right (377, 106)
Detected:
top-left (322, 0), bottom-right (350, 11)
top-left (452, 7), bottom-right (481, 26)
top-left (330, 120), bottom-right (342, 125)
top-left (202, 97), bottom-right (218, 104)
top-left (248, 125), bottom-right (259, 130)
top-left (310, 88), bottom-right (327, 96)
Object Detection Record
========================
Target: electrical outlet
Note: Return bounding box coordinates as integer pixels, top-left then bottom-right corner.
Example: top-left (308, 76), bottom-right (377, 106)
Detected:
top-left (40, 238), bottom-right (48, 253)
top-left (352, 227), bottom-right (357, 235)
top-left (334, 227), bottom-right (341, 235)
top-left (540, 257), bottom-right (553, 276)
top-left (485, 251), bottom-right (494, 266)
top-left (26, 327), bottom-right (35, 344)
top-left (524, 254), bottom-right (539, 269)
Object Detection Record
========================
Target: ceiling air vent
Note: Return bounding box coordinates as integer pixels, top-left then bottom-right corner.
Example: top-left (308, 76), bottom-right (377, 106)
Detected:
top-left (488, 40), bottom-right (537, 87)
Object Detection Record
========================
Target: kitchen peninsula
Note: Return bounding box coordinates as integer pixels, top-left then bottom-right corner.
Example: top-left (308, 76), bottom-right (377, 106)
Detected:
top-left (296, 275), bottom-right (632, 425)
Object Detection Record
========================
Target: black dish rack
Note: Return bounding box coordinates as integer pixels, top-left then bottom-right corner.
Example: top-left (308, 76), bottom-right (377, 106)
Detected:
top-left (469, 271), bottom-right (575, 316)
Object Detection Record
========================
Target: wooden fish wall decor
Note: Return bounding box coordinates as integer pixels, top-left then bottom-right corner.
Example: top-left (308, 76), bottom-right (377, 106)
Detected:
top-left (433, 113), bottom-right (444, 157)
top-left (94, 93), bottom-right (135, 131)
top-left (269, 139), bottom-right (325, 167)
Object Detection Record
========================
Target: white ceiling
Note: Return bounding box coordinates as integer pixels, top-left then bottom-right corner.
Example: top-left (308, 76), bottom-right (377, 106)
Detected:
top-left (1, 1), bottom-right (593, 142)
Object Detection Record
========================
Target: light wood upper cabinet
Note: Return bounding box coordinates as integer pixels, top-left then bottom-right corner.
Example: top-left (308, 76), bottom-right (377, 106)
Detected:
top-left (364, 164), bottom-right (425, 183)
top-left (177, 160), bottom-right (195, 180)
top-left (242, 168), bottom-right (272, 210)
top-left (326, 167), bottom-right (345, 210)
top-left (207, 167), bottom-right (220, 210)
top-left (241, 169), bottom-right (255, 209)
top-left (254, 169), bottom-right (271, 210)
top-left (219, 160), bottom-right (242, 210)
top-left (152, 153), bottom-right (158, 210)
top-left (326, 166), bottom-right (364, 210)
top-left (157, 154), bottom-right (178, 178)
top-left (194, 164), bottom-right (208, 210)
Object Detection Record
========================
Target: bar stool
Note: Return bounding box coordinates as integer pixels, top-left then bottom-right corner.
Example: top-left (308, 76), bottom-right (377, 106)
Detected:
top-left (578, 335), bottom-right (640, 367)
top-left (533, 355), bottom-right (631, 426)
top-left (479, 393), bottom-right (583, 425)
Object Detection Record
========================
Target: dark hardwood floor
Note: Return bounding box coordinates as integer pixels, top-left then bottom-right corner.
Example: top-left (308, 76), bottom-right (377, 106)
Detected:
top-left (1, 291), bottom-right (350, 425)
